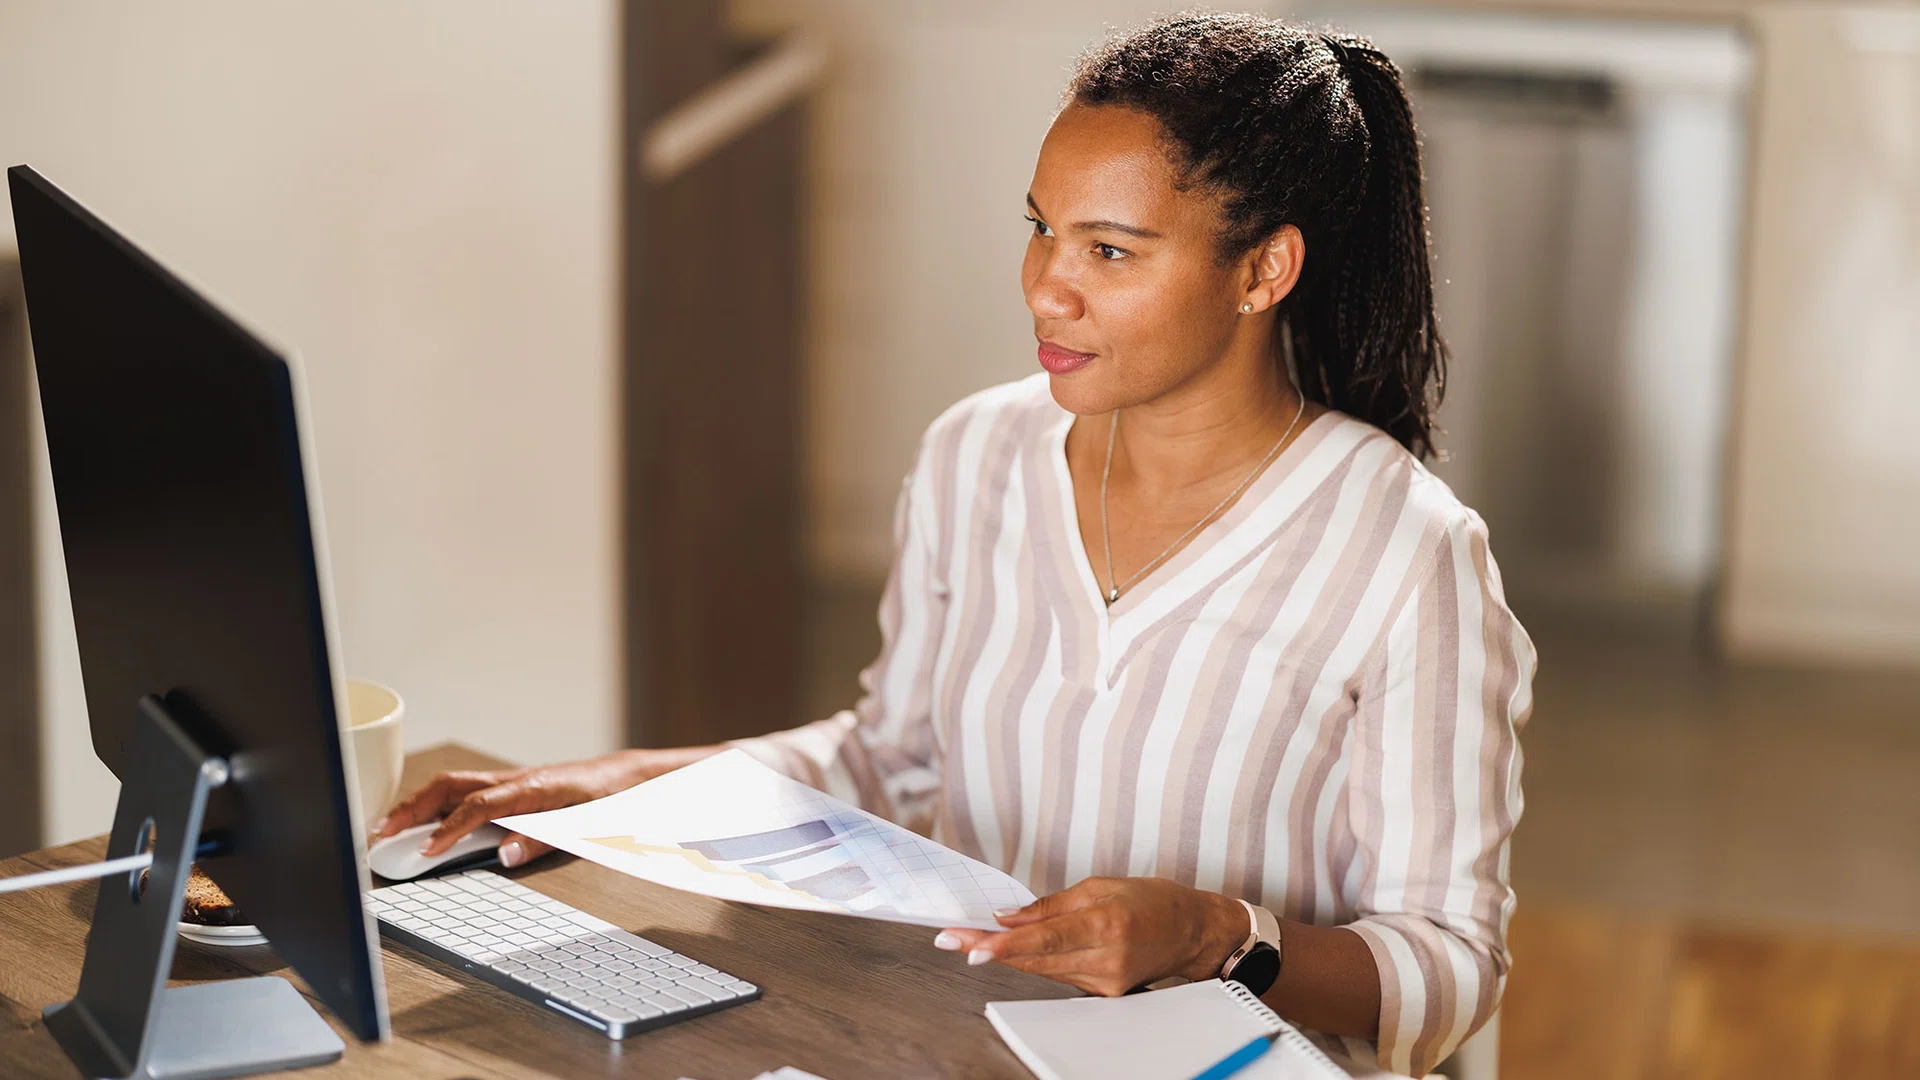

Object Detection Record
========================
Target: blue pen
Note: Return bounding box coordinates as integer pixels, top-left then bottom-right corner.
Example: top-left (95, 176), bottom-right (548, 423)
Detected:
top-left (1189, 1034), bottom-right (1275, 1080)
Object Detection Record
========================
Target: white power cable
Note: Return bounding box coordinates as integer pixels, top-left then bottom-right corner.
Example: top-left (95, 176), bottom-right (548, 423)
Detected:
top-left (0, 851), bottom-right (154, 894)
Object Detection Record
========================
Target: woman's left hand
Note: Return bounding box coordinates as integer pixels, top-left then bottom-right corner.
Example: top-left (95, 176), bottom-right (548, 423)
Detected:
top-left (934, 876), bottom-right (1245, 996)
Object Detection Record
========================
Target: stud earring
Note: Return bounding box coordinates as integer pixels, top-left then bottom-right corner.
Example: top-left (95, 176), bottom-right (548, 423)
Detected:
top-left (1241, 302), bottom-right (1255, 314)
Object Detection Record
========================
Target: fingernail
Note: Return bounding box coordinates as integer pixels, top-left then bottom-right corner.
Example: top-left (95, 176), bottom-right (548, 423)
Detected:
top-left (499, 841), bottom-right (525, 868)
top-left (994, 906), bottom-right (1022, 918)
top-left (934, 931), bottom-right (962, 951)
top-left (371, 815), bottom-right (388, 834)
top-left (967, 948), bottom-right (993, 966)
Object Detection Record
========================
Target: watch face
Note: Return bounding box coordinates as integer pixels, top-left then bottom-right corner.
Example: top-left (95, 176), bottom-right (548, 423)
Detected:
top-left (1228, 941), bottom-right (1281, 996)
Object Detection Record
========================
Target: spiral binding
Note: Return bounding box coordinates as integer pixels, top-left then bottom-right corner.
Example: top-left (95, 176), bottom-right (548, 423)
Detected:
top-left (1218, 980), bottom-right (1349, 1078)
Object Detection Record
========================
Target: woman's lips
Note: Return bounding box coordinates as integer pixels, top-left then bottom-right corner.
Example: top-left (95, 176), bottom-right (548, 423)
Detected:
top-left (1037, 339), bottom-right (1095, 375)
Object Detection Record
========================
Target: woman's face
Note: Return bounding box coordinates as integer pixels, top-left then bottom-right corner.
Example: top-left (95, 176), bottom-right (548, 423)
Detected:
top-left (1021, 103), bottom-right (1253, 416)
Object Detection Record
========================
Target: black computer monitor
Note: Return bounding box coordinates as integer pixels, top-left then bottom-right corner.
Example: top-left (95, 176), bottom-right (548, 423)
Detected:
top-left (9, 165), bottom-right (387, 1078)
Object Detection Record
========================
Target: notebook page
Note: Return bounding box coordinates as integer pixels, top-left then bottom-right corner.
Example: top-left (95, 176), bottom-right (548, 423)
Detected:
top-left (1238, 1038), bottom-right (1369, 1080)
top-left (986, 980), bottom-right (1346, 1080)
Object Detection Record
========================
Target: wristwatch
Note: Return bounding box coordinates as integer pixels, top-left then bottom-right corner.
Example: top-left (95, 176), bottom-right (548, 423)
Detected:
top-left (1219, 899), bottom-right (1283, 995)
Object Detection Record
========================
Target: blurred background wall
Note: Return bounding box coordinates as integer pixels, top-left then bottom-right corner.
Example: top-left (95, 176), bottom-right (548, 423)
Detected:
top-left (1722, 5), bottom-right (1920, 666)
top-left (0, 1), bottom-right (622, 845)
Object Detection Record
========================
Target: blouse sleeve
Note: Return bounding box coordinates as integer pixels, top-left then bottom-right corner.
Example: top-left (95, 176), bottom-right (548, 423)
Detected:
top-left (1340, 507), bottom-right (1535, 1077)
top-left (726, 446), bottom-right (949, 833)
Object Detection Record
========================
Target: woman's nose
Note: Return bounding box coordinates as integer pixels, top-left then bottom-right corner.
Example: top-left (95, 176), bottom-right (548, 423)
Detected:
top-left (1024, 262), bottom-right (1082, 322)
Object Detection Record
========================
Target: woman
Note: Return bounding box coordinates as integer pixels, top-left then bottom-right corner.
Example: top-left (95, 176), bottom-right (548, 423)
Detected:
top-left (378, 14), bottom-right (1533, 1075)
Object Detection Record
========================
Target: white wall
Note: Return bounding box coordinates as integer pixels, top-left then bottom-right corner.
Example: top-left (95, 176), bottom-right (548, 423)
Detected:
top-left (0, 1), bottom-right (622, 844)
top-left (1720, 5), bottom-right (1920, 667)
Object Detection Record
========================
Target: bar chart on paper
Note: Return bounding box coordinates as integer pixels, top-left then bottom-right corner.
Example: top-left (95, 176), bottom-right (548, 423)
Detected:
top-left (497, 751), bottom-right (1035, 930)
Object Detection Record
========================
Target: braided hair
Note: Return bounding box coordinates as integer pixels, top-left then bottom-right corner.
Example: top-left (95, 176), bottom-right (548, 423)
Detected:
top-left (1069, 12), bottom-right (1446, 459)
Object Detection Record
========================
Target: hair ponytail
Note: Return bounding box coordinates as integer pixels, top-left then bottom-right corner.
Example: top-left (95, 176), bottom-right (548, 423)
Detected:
top-left (1292, 33), bottom-right (1446, 459)
top-left (1070, 15), bottom-right (1448, 459)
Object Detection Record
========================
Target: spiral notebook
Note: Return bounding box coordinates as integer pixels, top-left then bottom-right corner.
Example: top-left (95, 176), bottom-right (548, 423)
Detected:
top-left (985, 980), bottom-right (1351, 1080)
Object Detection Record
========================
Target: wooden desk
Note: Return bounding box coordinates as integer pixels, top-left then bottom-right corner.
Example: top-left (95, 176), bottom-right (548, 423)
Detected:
top-left (0, 744), bottom-right (1077, 1079)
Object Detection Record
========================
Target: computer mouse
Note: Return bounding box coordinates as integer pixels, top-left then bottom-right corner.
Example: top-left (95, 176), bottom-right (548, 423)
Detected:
top-left (367, 821), bottom-right (509, 881)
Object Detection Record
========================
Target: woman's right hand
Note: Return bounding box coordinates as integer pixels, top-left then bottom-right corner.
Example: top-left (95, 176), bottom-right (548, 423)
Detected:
top-left (372, 745), bottom-right (722, 867)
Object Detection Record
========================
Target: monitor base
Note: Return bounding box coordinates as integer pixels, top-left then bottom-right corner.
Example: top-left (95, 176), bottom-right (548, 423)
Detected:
top-left (47, 977), bottom-right (342, 1080)
top-left (42, 697), bottom-right (344, 1080)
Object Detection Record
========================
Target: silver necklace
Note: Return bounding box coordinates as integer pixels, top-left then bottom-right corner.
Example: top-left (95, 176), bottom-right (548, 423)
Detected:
top-left (1100, 395), bottom-right (1308, 607)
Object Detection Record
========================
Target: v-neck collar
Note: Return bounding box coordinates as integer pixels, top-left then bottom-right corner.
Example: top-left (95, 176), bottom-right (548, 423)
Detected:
top-left (1043, 405), bottom-right (1364, 682)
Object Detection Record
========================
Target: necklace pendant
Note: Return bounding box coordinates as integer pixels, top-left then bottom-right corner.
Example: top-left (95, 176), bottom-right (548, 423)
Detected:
top-left (1106, 587), bottom-right (1120, 606)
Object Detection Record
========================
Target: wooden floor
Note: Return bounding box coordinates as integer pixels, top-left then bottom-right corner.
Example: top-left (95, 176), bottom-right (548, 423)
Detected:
top-left (1501, 620), bottom-right (1920, 1078)
top-left (1503, 906), bottom-right (1920, 1079)
top-left (1512, 620), bottom-right (1920, 938)
top-left (805, 581), bottom-right (1920, 1078)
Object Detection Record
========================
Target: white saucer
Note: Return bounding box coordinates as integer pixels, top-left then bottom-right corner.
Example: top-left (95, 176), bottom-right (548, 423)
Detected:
top-left (178, 921), bottom-right (268, 947)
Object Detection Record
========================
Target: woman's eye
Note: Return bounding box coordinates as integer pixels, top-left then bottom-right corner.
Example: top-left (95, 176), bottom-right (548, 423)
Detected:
top-left (1024, 214), bottom-right (1052, 238)
top-left (1094, 242), bottom-right (1128, 261)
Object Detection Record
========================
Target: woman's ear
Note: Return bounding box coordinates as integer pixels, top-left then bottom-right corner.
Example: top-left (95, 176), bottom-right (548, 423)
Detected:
top-left (1239, 225), bottom-right (1305, 314)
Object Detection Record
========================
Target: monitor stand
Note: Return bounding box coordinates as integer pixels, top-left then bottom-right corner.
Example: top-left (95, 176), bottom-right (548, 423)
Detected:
top-left (42, 697), bottom-right (346, 1080)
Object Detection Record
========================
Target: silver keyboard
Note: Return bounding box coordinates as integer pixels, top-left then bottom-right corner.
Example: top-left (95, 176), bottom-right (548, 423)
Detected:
top-left (365, 869), bottom-right (759, 1039)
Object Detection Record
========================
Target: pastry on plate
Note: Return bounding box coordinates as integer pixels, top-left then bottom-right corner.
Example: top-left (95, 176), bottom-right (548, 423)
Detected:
top-left (172, 864), bottom-right (249, 926)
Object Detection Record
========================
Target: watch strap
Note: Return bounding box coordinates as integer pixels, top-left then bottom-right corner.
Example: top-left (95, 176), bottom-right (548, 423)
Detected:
top-left (1220, 899), bottom-right (1283, 978)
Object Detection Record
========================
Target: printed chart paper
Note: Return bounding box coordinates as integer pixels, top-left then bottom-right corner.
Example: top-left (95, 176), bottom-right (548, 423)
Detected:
top-left (496, 750), bottom-right (1035, 930)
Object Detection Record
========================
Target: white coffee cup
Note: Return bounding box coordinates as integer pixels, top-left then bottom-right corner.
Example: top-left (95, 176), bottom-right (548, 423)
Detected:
top-left (343, 677), bottom-right (405, 829)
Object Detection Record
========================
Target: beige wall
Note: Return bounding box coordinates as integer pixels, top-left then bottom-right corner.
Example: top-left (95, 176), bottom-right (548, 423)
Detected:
top-left (0, 1), bottom-right (622, 844)
top-left (1720, 5), bottom-right (1920, 666)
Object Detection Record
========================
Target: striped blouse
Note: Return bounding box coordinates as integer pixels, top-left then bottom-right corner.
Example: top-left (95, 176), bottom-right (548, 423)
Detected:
top-left (736, 374), bottom-right (1534, 1076)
